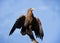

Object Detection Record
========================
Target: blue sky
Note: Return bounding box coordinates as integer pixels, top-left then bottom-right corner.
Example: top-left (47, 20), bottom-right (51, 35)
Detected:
top-left (0, 0), bottom-right (60, 43)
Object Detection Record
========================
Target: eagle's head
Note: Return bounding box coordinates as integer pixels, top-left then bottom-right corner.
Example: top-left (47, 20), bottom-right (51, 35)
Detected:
top-left (28, 8), bottom-right (35, 12)
top-left (27, 8), bottom-right (35, 17)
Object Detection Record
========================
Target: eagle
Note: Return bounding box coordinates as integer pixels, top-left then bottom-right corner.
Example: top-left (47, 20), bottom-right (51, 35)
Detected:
top-left (9, 8), bottom-right (44, 43)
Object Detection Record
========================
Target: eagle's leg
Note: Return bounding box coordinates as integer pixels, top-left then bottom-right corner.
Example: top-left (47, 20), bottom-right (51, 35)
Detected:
top-left (27, 30), bottom-right (38, 43)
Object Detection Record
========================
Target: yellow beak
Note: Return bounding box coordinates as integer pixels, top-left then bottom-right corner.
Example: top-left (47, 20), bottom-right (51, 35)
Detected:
top-left (31, 8), bottom-right (35, 10)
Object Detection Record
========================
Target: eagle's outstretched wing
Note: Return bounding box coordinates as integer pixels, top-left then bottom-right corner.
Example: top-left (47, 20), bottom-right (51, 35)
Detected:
top-left (9, 15), bottom-right (25, 35)
top-left (32, 18), bottom-right (44, 40)
top-left (36, 18), bottom-right (44, 40)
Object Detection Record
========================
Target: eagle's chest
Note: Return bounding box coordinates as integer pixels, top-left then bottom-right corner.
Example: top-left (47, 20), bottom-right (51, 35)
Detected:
top-left (27, 16), bottom-right (32, 21)
top-left (24, 16), bottom-right (33, 26)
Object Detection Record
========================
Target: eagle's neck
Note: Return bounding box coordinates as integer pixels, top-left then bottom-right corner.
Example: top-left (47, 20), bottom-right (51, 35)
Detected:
top-left (26, 11), bottom-right (34, 17)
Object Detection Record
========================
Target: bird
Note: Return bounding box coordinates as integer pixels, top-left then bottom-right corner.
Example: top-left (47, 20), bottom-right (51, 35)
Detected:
top-left (9, 8), bottom-right (44, 43)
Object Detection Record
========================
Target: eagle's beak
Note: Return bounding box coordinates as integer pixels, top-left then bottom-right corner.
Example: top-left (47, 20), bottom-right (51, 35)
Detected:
top-left (31, 8), bottom-right (35, 11)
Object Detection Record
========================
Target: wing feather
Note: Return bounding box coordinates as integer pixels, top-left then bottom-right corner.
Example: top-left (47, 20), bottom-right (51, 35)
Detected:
top-left (9, 15), bottom-right (25, 35)
top-left (36, 18), bottom-right (44, 40)
top-left (32, 17), bottom-right (44, 40)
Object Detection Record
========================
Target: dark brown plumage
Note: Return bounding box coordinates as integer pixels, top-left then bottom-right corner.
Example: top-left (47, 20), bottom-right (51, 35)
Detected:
top-left (9, 8), bottom-right (44, 43)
